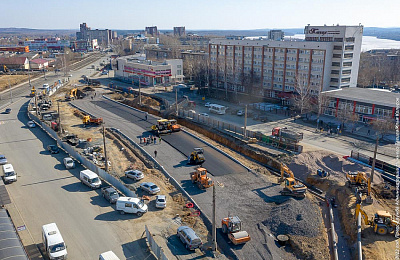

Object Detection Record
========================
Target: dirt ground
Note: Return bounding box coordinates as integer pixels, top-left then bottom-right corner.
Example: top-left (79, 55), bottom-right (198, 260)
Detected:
top-left (290, 150), bottom-right (398, 260)
top-left (0, 75), bottom-right (29, 92)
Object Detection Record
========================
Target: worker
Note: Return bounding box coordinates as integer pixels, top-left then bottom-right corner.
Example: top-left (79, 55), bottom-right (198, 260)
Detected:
top-left (145, 112), bottom-right (148, 121)
top-left (154, 150), bottom-right (158, 158)
top-left (159, 137), bottom-right (162, 144)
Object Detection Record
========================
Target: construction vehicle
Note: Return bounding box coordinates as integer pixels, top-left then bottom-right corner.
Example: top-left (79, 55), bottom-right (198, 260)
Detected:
top-left (272, 127), bottom-right (303, 143)
top-left (151, 119), bottom-right (172, 136)
top-left (168, 119), bottom-right (181, 132)
top-left (65, 88), bottom-right (78, 101)
top-left (347, 171), bottom-right (373, 204)
top-left (190, 168), bottom-right (214, 189)
top-left (30, 86), bottom-right (36, 97)
top-left (356, 203), bottom-right (399, 235)
top-left (221, 216), bottom-right (251, 245)
top-left (278, 164), bottom-right (307, 198)
top-left (188, 148), bottom-right (205, 165)
top-left (82, 115), bottom-right (103, 125)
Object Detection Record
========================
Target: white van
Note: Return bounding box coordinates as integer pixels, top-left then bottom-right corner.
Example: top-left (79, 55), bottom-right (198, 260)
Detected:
top-left (99, 251), bottom-right (120, 260)
top-left (42, 223), bottom-right (67, 260)
top-left (116, 197), bottom-right (148, 216)
top-left (209, 104), bottom-right (227, 115)
top-left (80, 169), bottom-right (101, 189)
top-left (2, 163), bottom-right (17, 184)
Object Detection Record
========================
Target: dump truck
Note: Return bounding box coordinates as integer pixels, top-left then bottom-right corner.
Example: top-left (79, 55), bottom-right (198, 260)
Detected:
top-left (151, 119), bottom-right (172, 136)
top-left (356, 203), bottom-right (398, 235)
top-left (278, 164), bottom-right (307, 198)
top-left (190, 168), bottom-right (214, 189)
top-left (221, 216), bottom-right (251, 245)
top-left (272, 127), bottom-right (303, 143)
top-left (82, 115), bottom-right (103, 125)
top-left (188, 148), bottom-right (205, 165)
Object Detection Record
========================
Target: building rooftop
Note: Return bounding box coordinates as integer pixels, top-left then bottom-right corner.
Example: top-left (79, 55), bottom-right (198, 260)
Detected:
top-left (323, 87), bottom-right (400, 108)
top-left (0, 56), bottom-right (28, 65)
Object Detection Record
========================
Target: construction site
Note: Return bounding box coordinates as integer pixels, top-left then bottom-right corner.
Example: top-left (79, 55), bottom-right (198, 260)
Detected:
top-left (37, 79), bottom-right (398, 260)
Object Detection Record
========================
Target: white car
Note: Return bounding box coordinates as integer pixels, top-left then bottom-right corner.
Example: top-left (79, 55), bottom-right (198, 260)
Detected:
top-left (204, 102), bottom-right (211, 107)
top-left (27, 121), bottom-right (36, 128)
top-left (199, 113), bottom-right (209, 117)
top-left (63, 157), bottom-right (75, 169)
top-left (155, 195), bottom-right (167, 209)
top-left (237, 110), bottom-right (245, 116)
top-left (140, 182), bottom-right (160, 195)
top-left (43, 114), bottom-right (52, 121)
top-left (125, 170), bottom-right (144, 181)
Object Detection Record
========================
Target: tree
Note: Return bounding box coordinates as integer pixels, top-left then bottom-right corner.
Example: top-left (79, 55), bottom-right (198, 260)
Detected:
top-left (292, 74), bottom-right (312, 116)
top-left (370, 118), bottom-right (395, 183)
top-left (313, 92), bottom-right (330, 129)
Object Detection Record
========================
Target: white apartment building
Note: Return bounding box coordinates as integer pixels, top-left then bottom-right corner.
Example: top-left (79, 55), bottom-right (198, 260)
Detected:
top-left (209, 24), bottom-right (363, 100)
top-left (24, 38), bottom-right (70, 52)
top-left (115, 56), bottom-right (184, 86)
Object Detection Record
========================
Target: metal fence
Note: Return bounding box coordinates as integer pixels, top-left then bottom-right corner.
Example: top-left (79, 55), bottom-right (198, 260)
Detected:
top-left (145, 225), bottom-right (169, 260)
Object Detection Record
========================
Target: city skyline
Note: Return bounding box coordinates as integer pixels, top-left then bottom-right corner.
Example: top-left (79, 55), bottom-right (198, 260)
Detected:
top-left (1, 0), bottom-right (399, 30)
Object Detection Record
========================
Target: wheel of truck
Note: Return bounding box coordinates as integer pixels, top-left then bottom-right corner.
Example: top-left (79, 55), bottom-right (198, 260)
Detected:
top-left (137, 212), bottom-right (143, 217)
top-left (119, 210), bottom-right (125, 215)
top-left (222, 224), bottom-right (228, 234)
top-left (377, 226), bottom-right (388, 235)
top-left (102, 193), bottom-right (105, 198)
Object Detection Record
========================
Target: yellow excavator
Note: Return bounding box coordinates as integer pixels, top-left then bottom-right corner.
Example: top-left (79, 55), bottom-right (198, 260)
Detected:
top-left (278, 164), bottom-right (307, 198)
top-left (347, 171), bottom-right (373, 204)
top-left (221, 216), bottom-right (251, 245)
top-left (65, 88), bottom-right (78, 101)
top-left (188, 148), bottom-right (205, 165)
top-left (190, 167), bottom-right (214, 189)
top-left (356, 203), bottom-right (398, 235)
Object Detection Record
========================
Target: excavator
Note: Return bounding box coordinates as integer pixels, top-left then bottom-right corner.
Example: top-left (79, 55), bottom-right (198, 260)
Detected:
top-left (356, 203), bottom-right (398, 235)
top-left (346, 171), bottom-right (373, 204)
top-left (190, 167), bottom-right (214, 189)
top-left (82, 115), bottom-right (103, 125)
top-left (168, 119), bottom-right (181, 132)
top-left (188, 148), bottom-right (205, 165)
top-left (30, 86), bottom-right (36, 97)
top-left (151, 119), bottom-right (172, 136)
top-left (278, 164), bottom-right (307, 198)
top-left (221, 216), bottom-right (251, 245)
top-left (65, 88), bottom-right (78, 101)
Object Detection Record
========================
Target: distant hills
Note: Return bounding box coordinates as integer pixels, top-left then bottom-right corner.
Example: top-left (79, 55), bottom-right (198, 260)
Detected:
top-left (0, 27), bottom-right (399, 41)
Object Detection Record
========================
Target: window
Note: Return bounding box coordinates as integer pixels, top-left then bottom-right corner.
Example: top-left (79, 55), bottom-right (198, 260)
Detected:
top-left (346, 37), bottom-right (355, 42)
top-left (343, 62), bottom-right (352, 67)
top-left (344, 53), bottom-right (353, 58)
top-left (342, 69), bottom-right (351, 75)
top-left (330, 78), bottom-right (339, 82)
top-left (177, 65), bottom-right (181, 68)
top-left (331, 70), bottom-right (340, 74)
top-left (333, 45), bottom-right (343, 50)
top-left (345, 45), bottom-right (354, 51)
top-left (177, 70), bottom-right (182, 75)
top-left (332, 62), bottom-right (340, 67)
top-left (333, 53), bottom-right (342, 58)
top-left (341, 77), bottom-right (350, 83)
top-left (125, 203), bottom-right (132, 208)
top-left (334, 38), bottom-right (343, 42)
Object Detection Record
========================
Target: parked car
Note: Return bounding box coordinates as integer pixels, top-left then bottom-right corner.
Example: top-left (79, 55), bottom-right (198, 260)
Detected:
top-left (125, 170), bottom-right (144, 181)
top-left (27, 121), bottom-right (36, 128)
top-left (47, 145), bottom-right (59, 154)
top-left (237, 110), bottom-right (245, 116)
top-left (177, 226), bottom-right (203, 250)
top-left (140, 182), bottom-right (160, 195)
top-left (4, 108), bottom-right (11, 114)
top-left (80, 169), bottom-right (101, 189)
top-left (116, 197), bottom-right (148, 216)
top-left (259, 115), bottom-right (268, 122)
top-left (63, 157), bottom-right (75, 169)
top-left (204, 102), bottom-right (211, 107)
top-left (155, 195), bottom-right (167, 209)
top-left (101, 187), bottom-right (119, 203)
top-left (199, 113), bottom-right (209, 117)
top-left (67, 74), bottom-right (73, 77)
top-left (0, 155), bottom-right (8, 165)
top-left (43, 114), bottom-right (52, 121)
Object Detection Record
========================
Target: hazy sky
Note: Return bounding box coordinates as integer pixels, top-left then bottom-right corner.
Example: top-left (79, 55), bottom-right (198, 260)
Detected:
top-left (1, 0), bottom-right (399, 30)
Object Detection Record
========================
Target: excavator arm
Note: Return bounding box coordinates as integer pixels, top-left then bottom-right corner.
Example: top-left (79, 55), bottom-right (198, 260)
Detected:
top-left (355, 204), bottom-right (371, 225)
top-left (279, 164), bottom-right (294, 182)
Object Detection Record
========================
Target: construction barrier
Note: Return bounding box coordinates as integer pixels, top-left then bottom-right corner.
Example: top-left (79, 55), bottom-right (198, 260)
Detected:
top-left (145, 225), bottom-right (169, 260)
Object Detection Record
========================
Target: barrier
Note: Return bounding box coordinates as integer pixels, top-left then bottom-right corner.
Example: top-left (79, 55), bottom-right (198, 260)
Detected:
top-left (145, 225), bottom-right (169, 260)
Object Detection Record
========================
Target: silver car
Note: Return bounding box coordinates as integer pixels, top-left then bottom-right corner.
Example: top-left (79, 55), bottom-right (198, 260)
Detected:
top-left (140, 182), bottom-right (160, 195)
top-left (125, 170), bottom-right (144, 181)
top-left (0, 155), bottom-right (7, 165)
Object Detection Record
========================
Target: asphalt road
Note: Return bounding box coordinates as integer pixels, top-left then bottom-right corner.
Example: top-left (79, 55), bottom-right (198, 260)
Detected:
top-left (71, 97), bottom-right (299, 260)
top-left (0, 55), bottom-right (156, 260)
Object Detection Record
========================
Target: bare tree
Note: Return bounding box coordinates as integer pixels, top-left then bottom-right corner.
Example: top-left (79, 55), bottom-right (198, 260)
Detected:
top-left (292, 74), bottom-right (312, 116)
top-left (313, 92), bottom-right (330, 129)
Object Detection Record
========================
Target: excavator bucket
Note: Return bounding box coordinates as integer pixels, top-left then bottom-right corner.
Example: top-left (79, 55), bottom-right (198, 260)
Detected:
top-left (229, 231), bottom-right (251, 245)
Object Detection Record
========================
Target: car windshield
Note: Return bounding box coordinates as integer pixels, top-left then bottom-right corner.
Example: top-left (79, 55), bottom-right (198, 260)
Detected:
top-left (66, 159), bottom-right (73, 164)
top-left (0, 156), bottom-right (5, 159)
top-left (137, 200), bottom-right (144, 207)
top-left (150, 185), bottom-right (158, 190)
top-left (49, 242), bottom-right (65, 253)
top-left (157, 198), bottom-right (165, 202)
top-left (5, 171), bottom-right (15, 177)
top-left (110, 191), bottom-right (118, 196)
top-left (91, 177), bottom-right (100, 183)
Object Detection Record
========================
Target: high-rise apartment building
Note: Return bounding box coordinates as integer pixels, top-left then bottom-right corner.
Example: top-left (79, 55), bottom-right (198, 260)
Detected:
top-left (145, 26), bottom-right (158, 37)
top-left (173, 26), bottom-right (186, 37)
top-left (268, 30), bottom-right (284, 41)
top-left (208, 24), bottom-right (363, 99)
top-left (76, 23), bottom-right (115, 46)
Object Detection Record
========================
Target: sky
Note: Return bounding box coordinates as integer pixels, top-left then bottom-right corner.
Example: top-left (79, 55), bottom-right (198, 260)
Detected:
top-left (1, 0), bottom-right (399, 30)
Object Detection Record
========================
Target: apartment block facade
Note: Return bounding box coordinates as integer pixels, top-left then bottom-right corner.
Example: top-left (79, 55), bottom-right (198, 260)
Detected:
top-left (208, 25), bottom-right (363, 100)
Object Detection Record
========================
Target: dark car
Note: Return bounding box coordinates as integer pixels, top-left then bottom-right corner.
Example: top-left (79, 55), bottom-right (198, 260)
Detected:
top-left (5, 108), bottom-right (11, 114)
top-left (47, 145), bottom-right (59, 154)
top-left (259, 115), bottom-right (268, 122)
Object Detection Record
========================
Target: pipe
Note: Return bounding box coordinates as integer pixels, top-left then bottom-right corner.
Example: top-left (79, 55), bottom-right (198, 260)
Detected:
top-left (357, 212), bottom-right (363, 260)
top-left (329, 203), bottom-right (339, 260)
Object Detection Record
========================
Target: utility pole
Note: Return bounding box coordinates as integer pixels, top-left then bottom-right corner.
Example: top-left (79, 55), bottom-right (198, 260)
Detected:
top-left (28, 70), bottom-right (31, 87)
top-left (102, 124), bottom-right (108, 172)
top-left (139, 80), bottom-right (142, 106)
top-left (35, 93), bottom-right (38, 115)
top-left (175, 87), bottom-right (178, 116)
top-left (212, 184), bottom-right (217, 253)
top-left (57, 100), bottom-right (61, 133)
top-left (370, 134), bottom-right (379, 183)
top-left (244, 105), bottom-right (248, 138)
top-left (8, 78), bottom-right (13, 103)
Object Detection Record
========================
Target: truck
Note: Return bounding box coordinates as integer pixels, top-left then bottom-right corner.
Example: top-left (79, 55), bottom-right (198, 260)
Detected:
top-left (101, 186), bottom-right (120, 203)
top-left (82, 115), bottom-right (103, 125)
top-left (272, 127), bottom-right (303, 143)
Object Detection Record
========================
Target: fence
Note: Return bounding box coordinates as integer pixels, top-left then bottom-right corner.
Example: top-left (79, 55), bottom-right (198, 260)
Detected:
top-left (145, 225), bottom-right (169, 260)
top-left (28, 111), bottom-right (136, 197)
top-left (350, 150), bottom-right (397, 175)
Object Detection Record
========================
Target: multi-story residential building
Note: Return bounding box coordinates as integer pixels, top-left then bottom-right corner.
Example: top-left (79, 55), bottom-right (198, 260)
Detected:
top-left (174, 26), bottom-right (186, 37)
top-left (268, 30), bottom-right (284, 41)
top-left (76, 23), bottom-right (115, 46)
top-left (114, 56), bottom-right (184, 85)
top-left (23, 38), bottom-right (70, 52)
top-left (208, 24), bottom-right (363, 100)
top-left (145, 26), bottom-right (158, 37)
top-left (70, 39), bottom-right (98, 52)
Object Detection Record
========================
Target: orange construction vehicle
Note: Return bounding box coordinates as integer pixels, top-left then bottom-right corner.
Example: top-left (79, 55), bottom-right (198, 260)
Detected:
top-left (190, 168), bottom-right (214, 189)
top-left (168, 119), bottom-right (181, 132)
top-left (278, 164), bottom-right (307, 198)
top-left (356, 203), bottom-right (399, 236)
top-left (82, 115), bottom-right (103, 125)
top-left (221, 216), bottom-right (251, 245)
